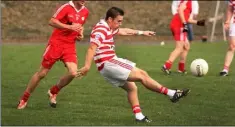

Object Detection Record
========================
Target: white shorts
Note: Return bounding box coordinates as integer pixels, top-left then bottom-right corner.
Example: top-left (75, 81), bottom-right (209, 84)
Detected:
top-left (229, 24), bottom-right (235, 37)
top-left (100, 56), bottom-right (136, 87)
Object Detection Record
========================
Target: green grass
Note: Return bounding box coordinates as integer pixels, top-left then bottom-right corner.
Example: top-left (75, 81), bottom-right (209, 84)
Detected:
top-left (1, 42), bottom-right (235, 126)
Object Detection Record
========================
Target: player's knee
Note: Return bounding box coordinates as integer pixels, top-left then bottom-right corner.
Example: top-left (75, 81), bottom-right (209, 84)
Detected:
top-left (140, 70), bottom-right (149, 77)
top-left (139, 70), bottom-right (149, 82)
top-left (184, 46), bottom-right (190, 51)
top-left (229, 44), bottom-right (235, 51)
top-left (175, 46), bottom-right (184, 53)
top-left (37, 71), bottom-right (47, 79)
top-left (129, 84), bottom-right (138, 92)
top-left (184, 48), bottom-right (190, 52)
top-left (69, 71), bottom-right (77, 78)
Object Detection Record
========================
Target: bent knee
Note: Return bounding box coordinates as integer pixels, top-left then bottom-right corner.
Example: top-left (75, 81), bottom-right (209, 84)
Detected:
top-left (37, 71), bottom-right (48, 79)
top-left (129, 84), bottom-right (138, 92)
top-left (69, 71), bottom-right (78, 78)
top-left (184, 46), bottom-right (190, 51)
top-left (228, 44), bottom-right (235, 51)
top-left (140, 70), bottom-right (148, 77)
top-left (175, 46), bottom-right (184, 51)
top-left (139, 70), bottom-right (149, 82)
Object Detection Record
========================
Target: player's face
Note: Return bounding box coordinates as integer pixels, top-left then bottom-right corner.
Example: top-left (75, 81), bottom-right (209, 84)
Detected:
top-left (110, 15), bottom-right (123, 30)
top-left (73, 0), bottom-right (86, 6)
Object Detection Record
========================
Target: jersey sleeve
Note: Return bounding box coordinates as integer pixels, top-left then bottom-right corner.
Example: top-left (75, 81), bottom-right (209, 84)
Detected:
top-left (52, 5), bottom-right (68, 20)
top-left (171, 1), bottom-right (179, 15)
top-left (192, 1), bottom-right (199, 15)
top-left (90, 29), bottom-right (106, 47)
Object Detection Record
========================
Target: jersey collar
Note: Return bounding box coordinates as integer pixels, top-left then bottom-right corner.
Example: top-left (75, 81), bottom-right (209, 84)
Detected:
top-left (100, 19), bottom-right (111, 31)
top-left (69, 1), bottom-right (84, 13)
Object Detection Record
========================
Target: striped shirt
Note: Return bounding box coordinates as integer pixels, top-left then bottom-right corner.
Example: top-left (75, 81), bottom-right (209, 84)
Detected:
top-left (229, 0), bottom-right (235, 23)
top-left (90, 19), bottom-right (119, 71)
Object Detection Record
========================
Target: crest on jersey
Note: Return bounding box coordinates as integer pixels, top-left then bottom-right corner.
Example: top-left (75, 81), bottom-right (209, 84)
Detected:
top-left (95, 34), bottom-right (101, 40)
top-left (75, 14), bottom-right (80, 20)
top-left (82, 17), bottom-right (85, 21)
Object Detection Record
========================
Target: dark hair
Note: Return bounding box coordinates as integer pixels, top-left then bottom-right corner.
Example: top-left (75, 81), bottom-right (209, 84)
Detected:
top-left (105, 7), bottom-right (124, 20)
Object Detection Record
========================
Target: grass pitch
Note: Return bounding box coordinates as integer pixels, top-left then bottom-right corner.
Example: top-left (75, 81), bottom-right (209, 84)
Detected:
top-left (1, 42), bottom-right (235, 126)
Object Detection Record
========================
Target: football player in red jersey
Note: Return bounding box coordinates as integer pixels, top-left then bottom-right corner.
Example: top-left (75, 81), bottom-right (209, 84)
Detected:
top-left (17, 0), bottom-right (89, 109)
top-left (162, 0), bottom-right (205, 75)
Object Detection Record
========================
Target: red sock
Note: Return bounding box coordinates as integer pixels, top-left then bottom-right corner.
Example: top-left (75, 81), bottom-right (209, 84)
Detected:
top-left (132, 105), bottom-right (141, 114)
top-left (164, 61), bottom-right (172, 70)
top-left (224, 65), bottom-right (229, 71)
top-left (159, 86), bottom-right (168, 95)
top-left (178, 62), bottom-right (185, 72)
top-left (50, 85), bottom-right (60, 95)
top-left (21, 91), bottom-right (30, 102)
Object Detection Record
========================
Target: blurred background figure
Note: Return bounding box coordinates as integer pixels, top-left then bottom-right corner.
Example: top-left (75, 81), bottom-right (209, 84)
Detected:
top-left (171, 0), bottom-right (199, 43)
top-left (219, 0), bottom-right (235, 76)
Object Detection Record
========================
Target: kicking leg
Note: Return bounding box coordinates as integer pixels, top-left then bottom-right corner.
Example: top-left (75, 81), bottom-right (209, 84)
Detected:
top-left (128, 67), bottom-right (190, 103)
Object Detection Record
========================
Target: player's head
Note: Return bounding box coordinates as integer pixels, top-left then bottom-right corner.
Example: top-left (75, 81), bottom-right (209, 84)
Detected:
top-left (105, 7), bottom-right (124, 30)
top-left (73, 0), bottom-right (86, 7)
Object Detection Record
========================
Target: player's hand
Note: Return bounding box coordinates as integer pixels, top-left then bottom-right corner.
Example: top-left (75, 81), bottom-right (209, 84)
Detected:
top-left (183, 23), bottom-right (188, 33)
top-left (224, 22), bottom-right (230, 31)
top-left (143, 31), bottom-right (156, 36)
top-left (76, 66), bottom-right (90, 78)
top-left (69, 23), bottom-right (82, 32)
top-left (76, 34), bottom-right (84, 41)
top-left (197, 19), bottom-right (206, 26)
top-left (76, 27), bottom-right (84, 41)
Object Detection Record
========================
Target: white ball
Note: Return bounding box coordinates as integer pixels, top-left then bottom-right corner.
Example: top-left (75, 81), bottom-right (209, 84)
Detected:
top-left (190, 59), bottom-right (209, 76)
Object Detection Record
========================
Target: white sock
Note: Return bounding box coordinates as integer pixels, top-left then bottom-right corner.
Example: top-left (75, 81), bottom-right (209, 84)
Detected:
top-left (167, 89), bottom-right (176, 98)
top-left (135, 112), bottom-right (145, 120)
top-left (222, 69), bottom-right (228, 73)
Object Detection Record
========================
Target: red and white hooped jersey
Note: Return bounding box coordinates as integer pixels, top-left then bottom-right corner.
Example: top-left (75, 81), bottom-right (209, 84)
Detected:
top-left (90, 19), bottom-right (119, 71)
top-left (229, 0), bottom-right (235, 23)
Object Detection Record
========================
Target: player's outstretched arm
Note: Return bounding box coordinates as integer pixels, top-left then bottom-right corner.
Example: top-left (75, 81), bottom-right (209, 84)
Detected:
top-left (76, 43), bottom-right (97, 78)
top-left (118, 28), bottom-right (155, 36)
top-left (188, 18), bottom-right (206, 26)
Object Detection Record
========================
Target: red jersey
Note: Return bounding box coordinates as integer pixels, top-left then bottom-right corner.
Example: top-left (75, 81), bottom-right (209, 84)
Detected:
top-left (170, 0), bottom-right (192, 27)
top-left (49, 1), bottom-right (89, 45)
